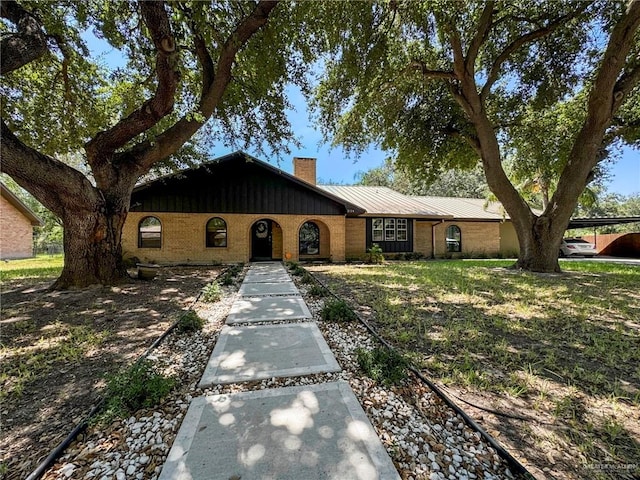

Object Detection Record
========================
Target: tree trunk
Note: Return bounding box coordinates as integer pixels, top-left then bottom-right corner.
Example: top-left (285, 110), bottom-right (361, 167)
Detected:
top-left (52, 209), bottom-right (129, 289)
top-left (512, 217), bottom-right (562, 273)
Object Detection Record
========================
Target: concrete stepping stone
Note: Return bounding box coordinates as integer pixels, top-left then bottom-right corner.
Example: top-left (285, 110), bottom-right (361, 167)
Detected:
top-left (226, 296), bottom-right (311, 324)
top-left (239, 281), bottom-right (300, 296)
top-left (243, 271), bottom-right (292, 283)
top-left (158, 381), bottom-right (401, 480)
top-left (198, 323), bottom-right (341, 387)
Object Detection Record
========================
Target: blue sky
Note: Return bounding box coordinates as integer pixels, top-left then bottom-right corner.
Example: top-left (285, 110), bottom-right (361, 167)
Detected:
top-left (213, 86), bottom-right (639, 195)
top-left (91, 35), bottom-right (639, 196)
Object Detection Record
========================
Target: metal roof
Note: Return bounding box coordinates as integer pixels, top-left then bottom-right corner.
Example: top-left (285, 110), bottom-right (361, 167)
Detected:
top-left (413, 196), bottom-right (509, 221)
top-left (319, 185), bottom-right (449, 217)
top-left (567, 217), bottom-right (640, 229)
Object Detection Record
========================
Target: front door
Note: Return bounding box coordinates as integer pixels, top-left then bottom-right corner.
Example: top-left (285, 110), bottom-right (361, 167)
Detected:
top-left (251, 219), bottom-right (272, 261)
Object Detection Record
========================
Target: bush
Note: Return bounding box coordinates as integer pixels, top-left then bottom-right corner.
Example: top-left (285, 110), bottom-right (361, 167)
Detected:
top-left (176, 310), bottom-right (205, 333)
top-left (308, 284), bottom-right (328, 297)
top-left (291, 264), bottom-right (306, 276)
top-left (356, 347), bottom-right (409, 386)
top-left (202, 282), bottom-right (222, 302)
top-left (321, 299), bottom-right (356, 322)
top-left (404, 252), bottom-right (425, 261)
top-left (364, 244), bottom-right (384, 264)
top-left (102, 360), bottom-right (175, 420)
top-left (300, 272), bottom-right (314, 284)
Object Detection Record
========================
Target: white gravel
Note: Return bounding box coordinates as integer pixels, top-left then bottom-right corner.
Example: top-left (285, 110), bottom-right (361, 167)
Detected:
top-left (46, 266), bottom-right (517, 480)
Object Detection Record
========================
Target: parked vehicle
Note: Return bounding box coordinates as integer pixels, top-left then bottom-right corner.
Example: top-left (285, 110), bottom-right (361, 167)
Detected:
top-left (559, 238), bottom-right (598, 257)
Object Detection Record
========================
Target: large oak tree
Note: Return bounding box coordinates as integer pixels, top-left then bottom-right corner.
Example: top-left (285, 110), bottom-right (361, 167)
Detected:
top-left (0, 0), bottom-right (309, 288)
top-left (311, 0), bottom-right (640, 272)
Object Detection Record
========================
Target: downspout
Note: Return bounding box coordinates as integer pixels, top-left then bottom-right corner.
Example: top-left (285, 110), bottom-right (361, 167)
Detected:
top-left (431, 219), bottom-right (445, 259)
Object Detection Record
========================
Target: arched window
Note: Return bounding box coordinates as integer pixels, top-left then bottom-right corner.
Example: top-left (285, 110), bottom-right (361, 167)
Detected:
top-left (299, 221), bottom-right (320, 255)
top-left (138, 216), bottom-right (162, 248)
top-left (446, 225), bottom-right (461, 253)
top-left (206, 217), bottom-right (227, 247)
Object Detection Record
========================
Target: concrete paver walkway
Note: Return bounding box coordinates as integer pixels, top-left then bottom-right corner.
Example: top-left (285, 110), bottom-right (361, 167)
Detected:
top-left (199, 323), bottom-right (341, 387)
top-left (159, 262), bottom-right (401, 480)
top-left (160, 382), bottom-right (400, 480)
top-left (226, 296), bottom-right (312, 324)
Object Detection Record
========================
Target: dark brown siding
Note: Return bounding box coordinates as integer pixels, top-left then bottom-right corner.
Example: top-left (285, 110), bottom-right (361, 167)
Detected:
top-left (131, 155), bottom-right (346, 215)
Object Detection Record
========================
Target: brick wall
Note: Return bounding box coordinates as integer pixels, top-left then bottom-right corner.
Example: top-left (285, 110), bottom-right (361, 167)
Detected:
top-left (345, 218), bottom-right (366, 259)
top-left (433, 221), bottom-right (501, 257)
top-left (414, 221), bottom-right (434, 257)
top-left (0, 195), bottom-right (34, 259)
top-left (123, 212), bottom-right (346, 264)
top-left (293, 157), bottom-right (317, 185)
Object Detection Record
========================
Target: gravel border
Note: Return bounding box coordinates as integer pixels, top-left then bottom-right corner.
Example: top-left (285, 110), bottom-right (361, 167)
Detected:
top-left (43, 265), bottom-right (518, 480)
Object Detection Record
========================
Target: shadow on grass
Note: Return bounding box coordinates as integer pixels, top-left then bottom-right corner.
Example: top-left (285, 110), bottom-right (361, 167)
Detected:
top-left (310, 261), bottom-right (640, 480)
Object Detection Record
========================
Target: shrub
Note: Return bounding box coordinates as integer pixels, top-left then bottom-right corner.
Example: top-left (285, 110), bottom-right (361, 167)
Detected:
top-left (364, 244), bottom-right (384, 264)
top-left (356, 347), bottom-right (409, 386)
top-left (102, 360), bottom-right (175, 420)
top-left (321, 299), bottom-right (356, 322)
top-left (404, 252), bottom-right (425, 261)
top-left (176, 310), bottom-right (205, 333)
top-left (202, 282), bottom-right (222, 302)
top-left (300, 272), bottom-right (314, 284)
top-left (308, 284), bottom-right (328, 297)
top-left (291, 264), bottom-right (306, 276)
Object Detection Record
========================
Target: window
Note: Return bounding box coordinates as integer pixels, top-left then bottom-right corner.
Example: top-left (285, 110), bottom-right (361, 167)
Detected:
top-left (299, 221), bottom-right (320, 255)
top-left (446, 225), bottom-right (462, 252)
top-left (397, 219), bottom-right (408, 241)
top-left (206, 217), bottom-right (227, 247)
top-left (138, 216), bottom-right (161, 248)
top-left (372, 218), bottom-right (384, 242)
top-left (384, 218), bottom-right (396, 241)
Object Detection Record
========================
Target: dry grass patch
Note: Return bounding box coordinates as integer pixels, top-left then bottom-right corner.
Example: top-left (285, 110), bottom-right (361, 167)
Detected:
top-left (307, 260), bottom-right (640, 480)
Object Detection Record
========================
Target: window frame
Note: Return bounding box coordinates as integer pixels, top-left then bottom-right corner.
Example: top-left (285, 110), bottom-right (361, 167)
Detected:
top-left (299, 221), bottom-right (320, 255)
top-left (445, 225), bottom-right (462, 253)
top-left (138, 216), bottom-right (162, 249)
top-left (384, 218), bottom-right (396, 241)
top-left (396, 218), bottom-right (408, 241)
top-left (372, 218), bottom-right (384, 242)
top-left (206, 217), bottom-right (228, 248)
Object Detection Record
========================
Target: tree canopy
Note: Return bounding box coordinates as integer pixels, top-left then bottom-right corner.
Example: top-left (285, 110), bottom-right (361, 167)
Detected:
top-left (310, 0), bottom-right (640, 271)
top-left (1, 0), bottom-right (311, 287)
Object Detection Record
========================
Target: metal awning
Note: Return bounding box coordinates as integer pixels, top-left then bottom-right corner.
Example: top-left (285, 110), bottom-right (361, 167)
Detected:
top-left (567, 217), bottom-right (640, 229)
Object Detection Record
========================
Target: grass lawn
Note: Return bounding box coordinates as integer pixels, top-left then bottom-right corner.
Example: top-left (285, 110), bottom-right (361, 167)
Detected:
top-left (0, 254), bottom-right (63, 281)
top-left (308, 260), bottom-right (640, 480)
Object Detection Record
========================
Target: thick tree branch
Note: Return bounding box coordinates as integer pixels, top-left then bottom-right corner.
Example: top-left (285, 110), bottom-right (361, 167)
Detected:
top-left (138, 0), bottom-right (279, 168)
top-left (613, 60), bottom-right (640, 110)
top-left (465, 1), bottom-right (495, 71)
top-left (0, 120), bottom-right (100, 216)
top-left (84, 0), bottom-right (180, 172)
top-left (407, 60), bottom-right (456, 80)
top-left (0, 0), bottom-right (48, 75)
top-left (549, 0), bottom-right (640, 228)
top-left (480, 5), bottom-right (589, 101)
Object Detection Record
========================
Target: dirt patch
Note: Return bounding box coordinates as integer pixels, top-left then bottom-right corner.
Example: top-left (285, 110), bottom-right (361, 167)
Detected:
top-left (0, 267), bottom-right (222, 480)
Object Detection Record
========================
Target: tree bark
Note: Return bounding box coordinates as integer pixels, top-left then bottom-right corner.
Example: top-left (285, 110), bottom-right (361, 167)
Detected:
top-left (1, 0), bottom-right (279, 289)
top-left (53, 208), bottom-right (130, 289)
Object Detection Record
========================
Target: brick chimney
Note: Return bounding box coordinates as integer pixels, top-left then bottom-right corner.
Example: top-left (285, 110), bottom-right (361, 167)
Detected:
top-left (293, 157), bottom-right (317, 185)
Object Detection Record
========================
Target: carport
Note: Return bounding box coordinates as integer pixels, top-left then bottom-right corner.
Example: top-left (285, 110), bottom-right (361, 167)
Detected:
top-left (566, 216), bottom-right (640, 257)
